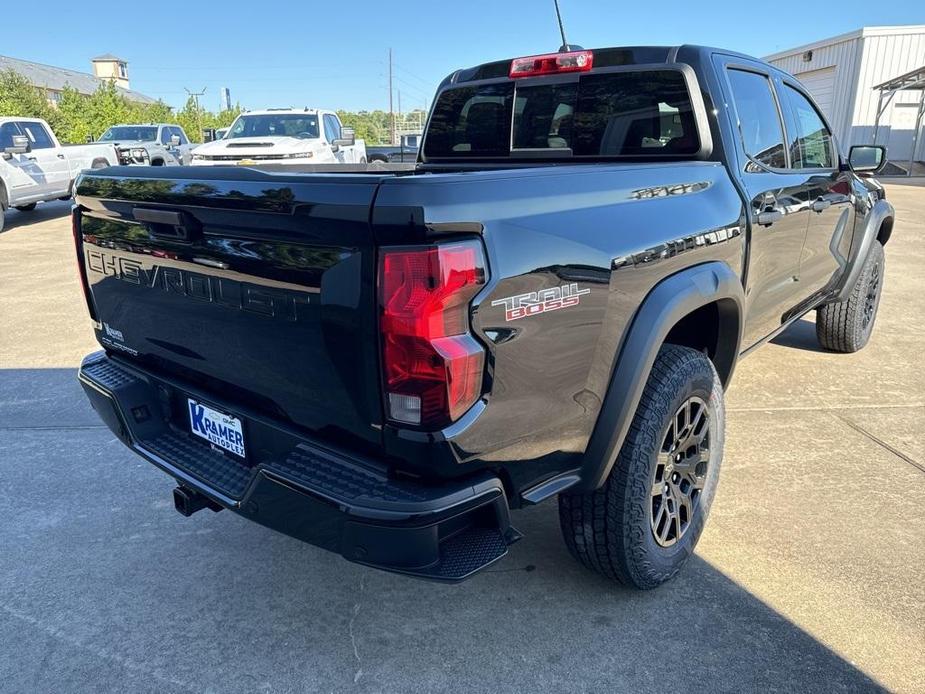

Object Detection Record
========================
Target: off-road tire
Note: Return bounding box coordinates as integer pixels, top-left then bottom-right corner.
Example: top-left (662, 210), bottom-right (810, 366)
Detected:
top-left (14, 203), bottom-right (37, 212)
top-left (816, 241), bottom-right (885, 353)
top-left (558, 344), bottom-right (724, 589)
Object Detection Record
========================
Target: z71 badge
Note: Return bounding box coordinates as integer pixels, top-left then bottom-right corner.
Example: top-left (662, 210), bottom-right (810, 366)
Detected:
top-left (492, 283), bottom-right (590, 321)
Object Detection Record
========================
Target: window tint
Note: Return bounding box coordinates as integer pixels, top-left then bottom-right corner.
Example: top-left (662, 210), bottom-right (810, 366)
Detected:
top-left (573, 71), bottom-right (698, 156)
top-left (0, 122), bottom-right (21, 149)
top-left (423, 70), bottom-right (698, 159)
top-left (424, 82), bottom-right (515, 157)
top-left (160, 127), bottom-right (172, 144)
top-left (512, 82), bottom-right (577, 150)
top-left (99, 126), bottom-right (158, 141)
top-left (17, 121), bottom-right (54, 149)
top-left (782, 86), bottom-right (834, 169)
top-left (726, 69), bottom-right (786, 169)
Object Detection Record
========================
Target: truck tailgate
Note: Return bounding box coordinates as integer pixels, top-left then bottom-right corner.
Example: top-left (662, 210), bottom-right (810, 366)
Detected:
top-left (74, 167), bottom-right (388, 450)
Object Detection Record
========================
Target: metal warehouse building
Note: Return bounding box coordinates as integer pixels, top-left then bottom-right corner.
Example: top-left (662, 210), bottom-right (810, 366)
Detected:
top-left (765, 25), bottom-right (925, 173)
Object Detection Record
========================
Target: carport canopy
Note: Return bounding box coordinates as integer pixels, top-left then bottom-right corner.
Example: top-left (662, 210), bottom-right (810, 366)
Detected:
top-left (872, 65), bottom-right (925, 176)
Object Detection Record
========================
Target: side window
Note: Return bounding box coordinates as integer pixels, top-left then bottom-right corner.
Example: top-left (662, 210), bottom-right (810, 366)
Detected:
top-left (0, 122), bottom-right (22, 149)
top-left (17, 122), bottom-right (54, 149)
top-left (324, 115), bottom-right (341, 142)
top-left (726, 69), bottom-right (786, 170)
top-left (782, 86), bottom-right (835, 169)
top-left (160, 127), bottom-right (172, 144)
top-left (173, 127), bottom-right (188, 145)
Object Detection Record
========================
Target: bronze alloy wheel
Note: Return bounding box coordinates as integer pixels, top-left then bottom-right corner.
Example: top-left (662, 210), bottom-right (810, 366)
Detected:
top-left (650, 396), bottom-right (710, 547)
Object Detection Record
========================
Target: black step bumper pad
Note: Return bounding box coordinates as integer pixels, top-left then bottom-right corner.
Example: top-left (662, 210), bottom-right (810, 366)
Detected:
top-left (78, 352), bottom-right (520, 581)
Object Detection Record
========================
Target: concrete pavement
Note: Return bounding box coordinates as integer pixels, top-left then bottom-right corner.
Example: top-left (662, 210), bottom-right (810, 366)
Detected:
top-left (0, 188), bottom-right (923, 693)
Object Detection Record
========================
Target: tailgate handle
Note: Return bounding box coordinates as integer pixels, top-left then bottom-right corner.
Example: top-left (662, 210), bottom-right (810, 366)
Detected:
top-left (133, 207), bottom-right (200, 242)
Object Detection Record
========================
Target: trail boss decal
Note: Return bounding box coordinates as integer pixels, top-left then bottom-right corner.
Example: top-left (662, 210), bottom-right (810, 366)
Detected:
top-left (492, 283), bottom-right (590, 321)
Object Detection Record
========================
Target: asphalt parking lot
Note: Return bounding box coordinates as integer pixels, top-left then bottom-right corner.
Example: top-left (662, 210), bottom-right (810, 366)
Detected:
top-left (1, 186), bottom-right (923, 693)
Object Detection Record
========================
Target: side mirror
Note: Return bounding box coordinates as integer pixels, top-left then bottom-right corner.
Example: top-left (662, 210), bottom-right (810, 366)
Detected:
top-left (848, 145), bottom-right (887, 174)
top-left (3, 134), bottom-right (31, 156)
top-left (333, 127), bottom-right (356, 147)
top-left (169, 134), bottom-right (181, 147)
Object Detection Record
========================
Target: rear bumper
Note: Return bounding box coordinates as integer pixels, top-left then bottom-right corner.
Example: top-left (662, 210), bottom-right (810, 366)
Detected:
top-left (78, 351), bottom-right (520, 581)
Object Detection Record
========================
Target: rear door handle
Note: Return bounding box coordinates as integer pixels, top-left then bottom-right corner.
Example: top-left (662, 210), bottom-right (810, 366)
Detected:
top-left (811, 198), bottom-right (832, 213)
top-left (26, 156), bottom-right (37, 161)
top-left (756, 208), bottom-right (783, 226)
top-left (57, 153), bottom-right (66, 159)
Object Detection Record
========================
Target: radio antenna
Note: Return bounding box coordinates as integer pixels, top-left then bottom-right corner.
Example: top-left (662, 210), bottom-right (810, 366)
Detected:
top-left (553, 0), bottom-right (582, 52)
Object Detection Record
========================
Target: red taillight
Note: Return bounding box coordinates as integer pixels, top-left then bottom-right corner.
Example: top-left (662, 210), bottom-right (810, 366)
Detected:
top-left (509, 50), bottom-right (593, 78)
top-left (378, 240), bottom-right (487, 427)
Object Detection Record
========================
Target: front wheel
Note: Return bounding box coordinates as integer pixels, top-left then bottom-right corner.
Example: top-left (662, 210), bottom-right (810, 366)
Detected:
top-left (14, 203), bottom-right (37, 212)
top-left (559, 344), bottom-right (725, 589)
top-left (816, 241), bottom-right (885, 353)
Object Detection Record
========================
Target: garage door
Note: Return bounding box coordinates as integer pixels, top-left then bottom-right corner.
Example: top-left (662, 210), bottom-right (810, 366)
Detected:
top-left (794, 67), bottom-right (836, 122)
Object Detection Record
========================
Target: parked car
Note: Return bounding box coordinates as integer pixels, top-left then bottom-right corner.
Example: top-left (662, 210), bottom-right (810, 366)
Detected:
top-left (367, 133), bottom-right (421, 163)
top-left (72, 45), bottom-right (893, 588)
top-left (0, 117), bottom-right (116, 231)
top-left (97, 124), bottom-right (195, 166)
top-left (190, 108), bottom-right (366, 165)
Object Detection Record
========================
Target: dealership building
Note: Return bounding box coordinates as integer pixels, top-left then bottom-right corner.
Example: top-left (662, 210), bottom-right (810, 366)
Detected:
top-left (765, 25), bottom-right (925, 173)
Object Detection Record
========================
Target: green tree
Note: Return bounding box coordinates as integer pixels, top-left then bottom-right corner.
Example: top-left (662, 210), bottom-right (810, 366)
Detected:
top-left (52, 87), bottom-right (92, 143)
top-left (0, 69), bottom-right (51, 120)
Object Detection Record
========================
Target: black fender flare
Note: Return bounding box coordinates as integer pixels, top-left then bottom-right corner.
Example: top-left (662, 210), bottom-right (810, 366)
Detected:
top-left (577, 261), bottom-right (744, 491)
top-left (830, 198), bottom-right (894, 304)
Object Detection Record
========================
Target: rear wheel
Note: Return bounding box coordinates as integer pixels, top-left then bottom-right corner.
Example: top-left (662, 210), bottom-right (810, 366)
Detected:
top-left (14, 203), bottom-right (36, 212)
top-left (816, 241), bottom-right (885, 353)
top-left (0, 206), bottom-right (5, 233)
top-left (558, 344), bottom-right (724, 589)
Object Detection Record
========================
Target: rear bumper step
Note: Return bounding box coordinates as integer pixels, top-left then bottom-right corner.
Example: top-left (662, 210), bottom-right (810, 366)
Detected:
top-left (78, 352), bottom-right (520, 581)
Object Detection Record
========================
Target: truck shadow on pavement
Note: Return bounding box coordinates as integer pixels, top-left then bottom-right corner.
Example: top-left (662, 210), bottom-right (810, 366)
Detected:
top-left (0, 200), bottom-right (72, 234)
top-left (0, 367), bottom-right (887, 693)
top-left (770, 315), bottom-right (829, 353)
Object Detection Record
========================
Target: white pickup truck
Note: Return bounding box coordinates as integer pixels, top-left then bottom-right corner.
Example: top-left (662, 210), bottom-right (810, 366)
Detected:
top-left (0, 117), bottom-right (117, 231)
top-left (190, 108), bottom-right (366, 166)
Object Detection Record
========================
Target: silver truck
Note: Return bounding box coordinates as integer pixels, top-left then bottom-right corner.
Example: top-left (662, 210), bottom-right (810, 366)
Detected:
top-left (96, 124), bottom-right (195, 166)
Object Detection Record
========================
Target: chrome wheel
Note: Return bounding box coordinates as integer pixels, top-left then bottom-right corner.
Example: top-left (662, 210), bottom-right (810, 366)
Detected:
top-left (650, 396), bottom-right (710, 547)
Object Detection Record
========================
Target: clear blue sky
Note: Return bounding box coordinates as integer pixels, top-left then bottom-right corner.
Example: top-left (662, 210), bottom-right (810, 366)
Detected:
top-left (4, 0), bottom-right (922, 112)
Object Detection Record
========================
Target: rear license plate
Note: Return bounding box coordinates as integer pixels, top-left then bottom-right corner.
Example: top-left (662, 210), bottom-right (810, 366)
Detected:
top-left (187, 399), bottom-right (245, 457)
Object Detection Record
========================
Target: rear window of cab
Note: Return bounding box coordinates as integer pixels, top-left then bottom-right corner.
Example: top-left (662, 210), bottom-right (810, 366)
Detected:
top-left (423, 69), bottom-right (700, 160)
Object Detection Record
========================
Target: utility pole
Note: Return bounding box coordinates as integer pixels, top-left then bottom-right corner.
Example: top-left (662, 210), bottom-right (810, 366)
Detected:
top-left (398, 89), bottom-right (401, 135)
top-left (388, 48), bottom-right (395, 145)
top-left (185, 87), bottom-right (207, 141)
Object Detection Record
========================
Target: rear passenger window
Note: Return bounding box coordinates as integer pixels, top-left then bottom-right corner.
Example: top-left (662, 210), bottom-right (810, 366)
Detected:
top-left (782, 86), bottom-right (834, 169)
top-left (726, 69), bottom-right (786, 170)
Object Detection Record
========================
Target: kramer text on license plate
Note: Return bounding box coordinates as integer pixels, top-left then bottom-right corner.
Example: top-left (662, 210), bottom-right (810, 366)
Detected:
top-left (188, 399), bottom-right (245, 457)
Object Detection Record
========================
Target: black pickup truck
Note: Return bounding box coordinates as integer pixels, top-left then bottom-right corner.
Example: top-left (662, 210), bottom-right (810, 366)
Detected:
top-left (73, 45), bottom-right (894, 589)
top-left (367, 134), bottom-right (422, 163)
